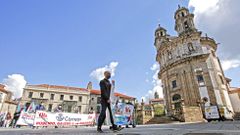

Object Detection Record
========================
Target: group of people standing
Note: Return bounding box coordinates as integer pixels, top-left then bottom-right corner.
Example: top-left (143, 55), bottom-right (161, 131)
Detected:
top-left (0, 111), bottom-right (20, 128)
top-left (0, 102), bottom-right (63, 129)
top-left (0, 112), bottom-right (12, 128)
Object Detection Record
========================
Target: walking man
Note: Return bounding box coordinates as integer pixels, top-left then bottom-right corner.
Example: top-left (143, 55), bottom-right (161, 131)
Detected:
top-left (97, 71), bottom-right (120, 133)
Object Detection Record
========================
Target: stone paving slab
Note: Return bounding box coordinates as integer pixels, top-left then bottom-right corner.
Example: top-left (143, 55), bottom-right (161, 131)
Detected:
top-left (0, 121), bottom-right (240, 135)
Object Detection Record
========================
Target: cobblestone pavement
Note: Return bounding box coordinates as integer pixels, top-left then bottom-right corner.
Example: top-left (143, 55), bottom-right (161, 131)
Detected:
top-left (0, 121), bottom-right (240, 135)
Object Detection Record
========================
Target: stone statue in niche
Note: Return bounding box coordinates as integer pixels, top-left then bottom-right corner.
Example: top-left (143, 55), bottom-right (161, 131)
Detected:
top-left (188, 43), bottom-right (194, 52)
top-left (167, 50), bottom-right (172, 60)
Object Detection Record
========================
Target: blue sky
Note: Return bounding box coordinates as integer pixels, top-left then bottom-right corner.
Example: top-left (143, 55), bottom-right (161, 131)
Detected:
top-left (0, 0), bottom-right (239, 101)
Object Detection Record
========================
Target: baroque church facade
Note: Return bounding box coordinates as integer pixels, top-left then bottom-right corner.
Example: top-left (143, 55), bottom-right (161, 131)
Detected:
top-left (154, 6), bottom-right (233, 122)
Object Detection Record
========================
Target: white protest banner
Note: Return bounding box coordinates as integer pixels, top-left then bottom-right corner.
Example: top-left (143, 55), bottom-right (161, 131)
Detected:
top-left (34, 111), bottom-right (96, 127)
top-left (16, 111), bottom-right (35, 126)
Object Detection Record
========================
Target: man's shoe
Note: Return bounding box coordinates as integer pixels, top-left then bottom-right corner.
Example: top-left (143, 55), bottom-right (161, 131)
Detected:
top-left (97, 128), bottom-right (104, 133)
top-left (112, 126), bottom-right (124, 132)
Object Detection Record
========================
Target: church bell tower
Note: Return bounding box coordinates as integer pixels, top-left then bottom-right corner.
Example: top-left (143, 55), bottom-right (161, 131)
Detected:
top-left (174, 5), bottom-right (197, 36)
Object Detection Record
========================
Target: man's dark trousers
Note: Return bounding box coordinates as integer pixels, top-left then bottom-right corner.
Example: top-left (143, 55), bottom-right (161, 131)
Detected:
top-left (97, 100), bottom-right (115, 127)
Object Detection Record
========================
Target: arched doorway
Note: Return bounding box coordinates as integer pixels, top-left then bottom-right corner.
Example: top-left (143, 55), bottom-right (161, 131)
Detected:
top-left (172, 94), bottom-right (181, 110)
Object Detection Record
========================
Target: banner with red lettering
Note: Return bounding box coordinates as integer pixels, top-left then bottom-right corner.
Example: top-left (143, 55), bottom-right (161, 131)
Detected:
top-left (33, 111), bottom-right (96, 127)
top-left (16, 111), bottom-right (35, 126)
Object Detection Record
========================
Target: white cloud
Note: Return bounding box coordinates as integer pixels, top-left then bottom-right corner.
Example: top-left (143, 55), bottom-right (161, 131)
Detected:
top-left (188, 0), bottom-right (222, 28)
top-left (188, 0), bottom-right (240, 60)
top-left (2, 74), bottom-right (27, 99)
top-left (142, 63), bottom-right (163, 103)
top-left (189, 0), bottom-right (220, 15)
top-left (90, 61), bottom-right (119, 81)
top-left (150, 63), bottom-right (159, 71)
top-left (221, 59), bottom-right (240, 71)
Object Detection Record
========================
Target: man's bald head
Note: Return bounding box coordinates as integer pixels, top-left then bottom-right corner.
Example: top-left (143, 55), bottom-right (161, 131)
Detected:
top-left (104, 71), bottom-right (111, 79)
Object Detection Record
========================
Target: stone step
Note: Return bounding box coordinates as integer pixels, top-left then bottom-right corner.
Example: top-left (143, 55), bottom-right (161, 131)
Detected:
top-left (145, 116), bottom-right (179, 124)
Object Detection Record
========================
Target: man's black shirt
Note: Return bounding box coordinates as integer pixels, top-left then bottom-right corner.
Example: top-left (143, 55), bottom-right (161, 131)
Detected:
top-left (99, 78), bottom-right (111, 102)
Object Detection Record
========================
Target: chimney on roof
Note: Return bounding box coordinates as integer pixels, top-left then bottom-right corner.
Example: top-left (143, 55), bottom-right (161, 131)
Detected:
top-left (87, 82), bottom-right (93, 90)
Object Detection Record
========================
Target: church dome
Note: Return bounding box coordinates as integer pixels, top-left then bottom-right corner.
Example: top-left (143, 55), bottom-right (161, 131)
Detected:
top-left (155, 24), bottom-right (167, 37)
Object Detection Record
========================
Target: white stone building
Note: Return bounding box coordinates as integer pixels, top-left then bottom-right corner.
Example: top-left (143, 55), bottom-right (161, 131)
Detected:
top-left (21, 84), bottom-right (90, 113)
top-left (0, 84), bottom-right (17, 118)
top-left (21, 83), bottom-right (136, 114)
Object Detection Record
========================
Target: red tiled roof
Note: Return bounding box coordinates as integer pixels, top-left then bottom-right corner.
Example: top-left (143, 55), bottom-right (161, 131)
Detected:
top-left (90, 90), bottom-right (135, 100)
top-left (28, 84), bottom-right (89, 92)
top-left (229, 87), bottom-right (240, 94)
top-left (28, 84), bottom-right (134, 99)
top-left (114, 92), bottom-right (135, 100)
top-left (90, 89), bottom-right (101, 95)
top-left (0, 84), bottom-right (9, 93)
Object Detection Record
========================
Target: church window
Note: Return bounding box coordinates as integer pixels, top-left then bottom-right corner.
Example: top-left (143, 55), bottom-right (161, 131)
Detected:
top-left (40, 93), bottom-right (44, 98)
top-left (172, 80), bottom-right (177, 88)
top-left (172, 94), bottom-right (181, 109)
top-left (154, 92), bottom-right (159, 99)
top-left (50, 94), bottom-right (54, 100)
top-left (181, 12), bottom-right (185, 17)
top-left (197, 75), bottom-right (205, 86)
top-left (79, 96), bottom-right (82, 102)
top-left (219, 75), bottom-right (224, 84)
top-left (197, 75), bottom-right (204, 83)
top-left (184, 21), bottom-right (189, 29)
top-left (70, 95), bottom-right (73, 100)
top-left (60, 95), bottom-right (64, 100)
top-left (28, 92), bottom-right (33, 98)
